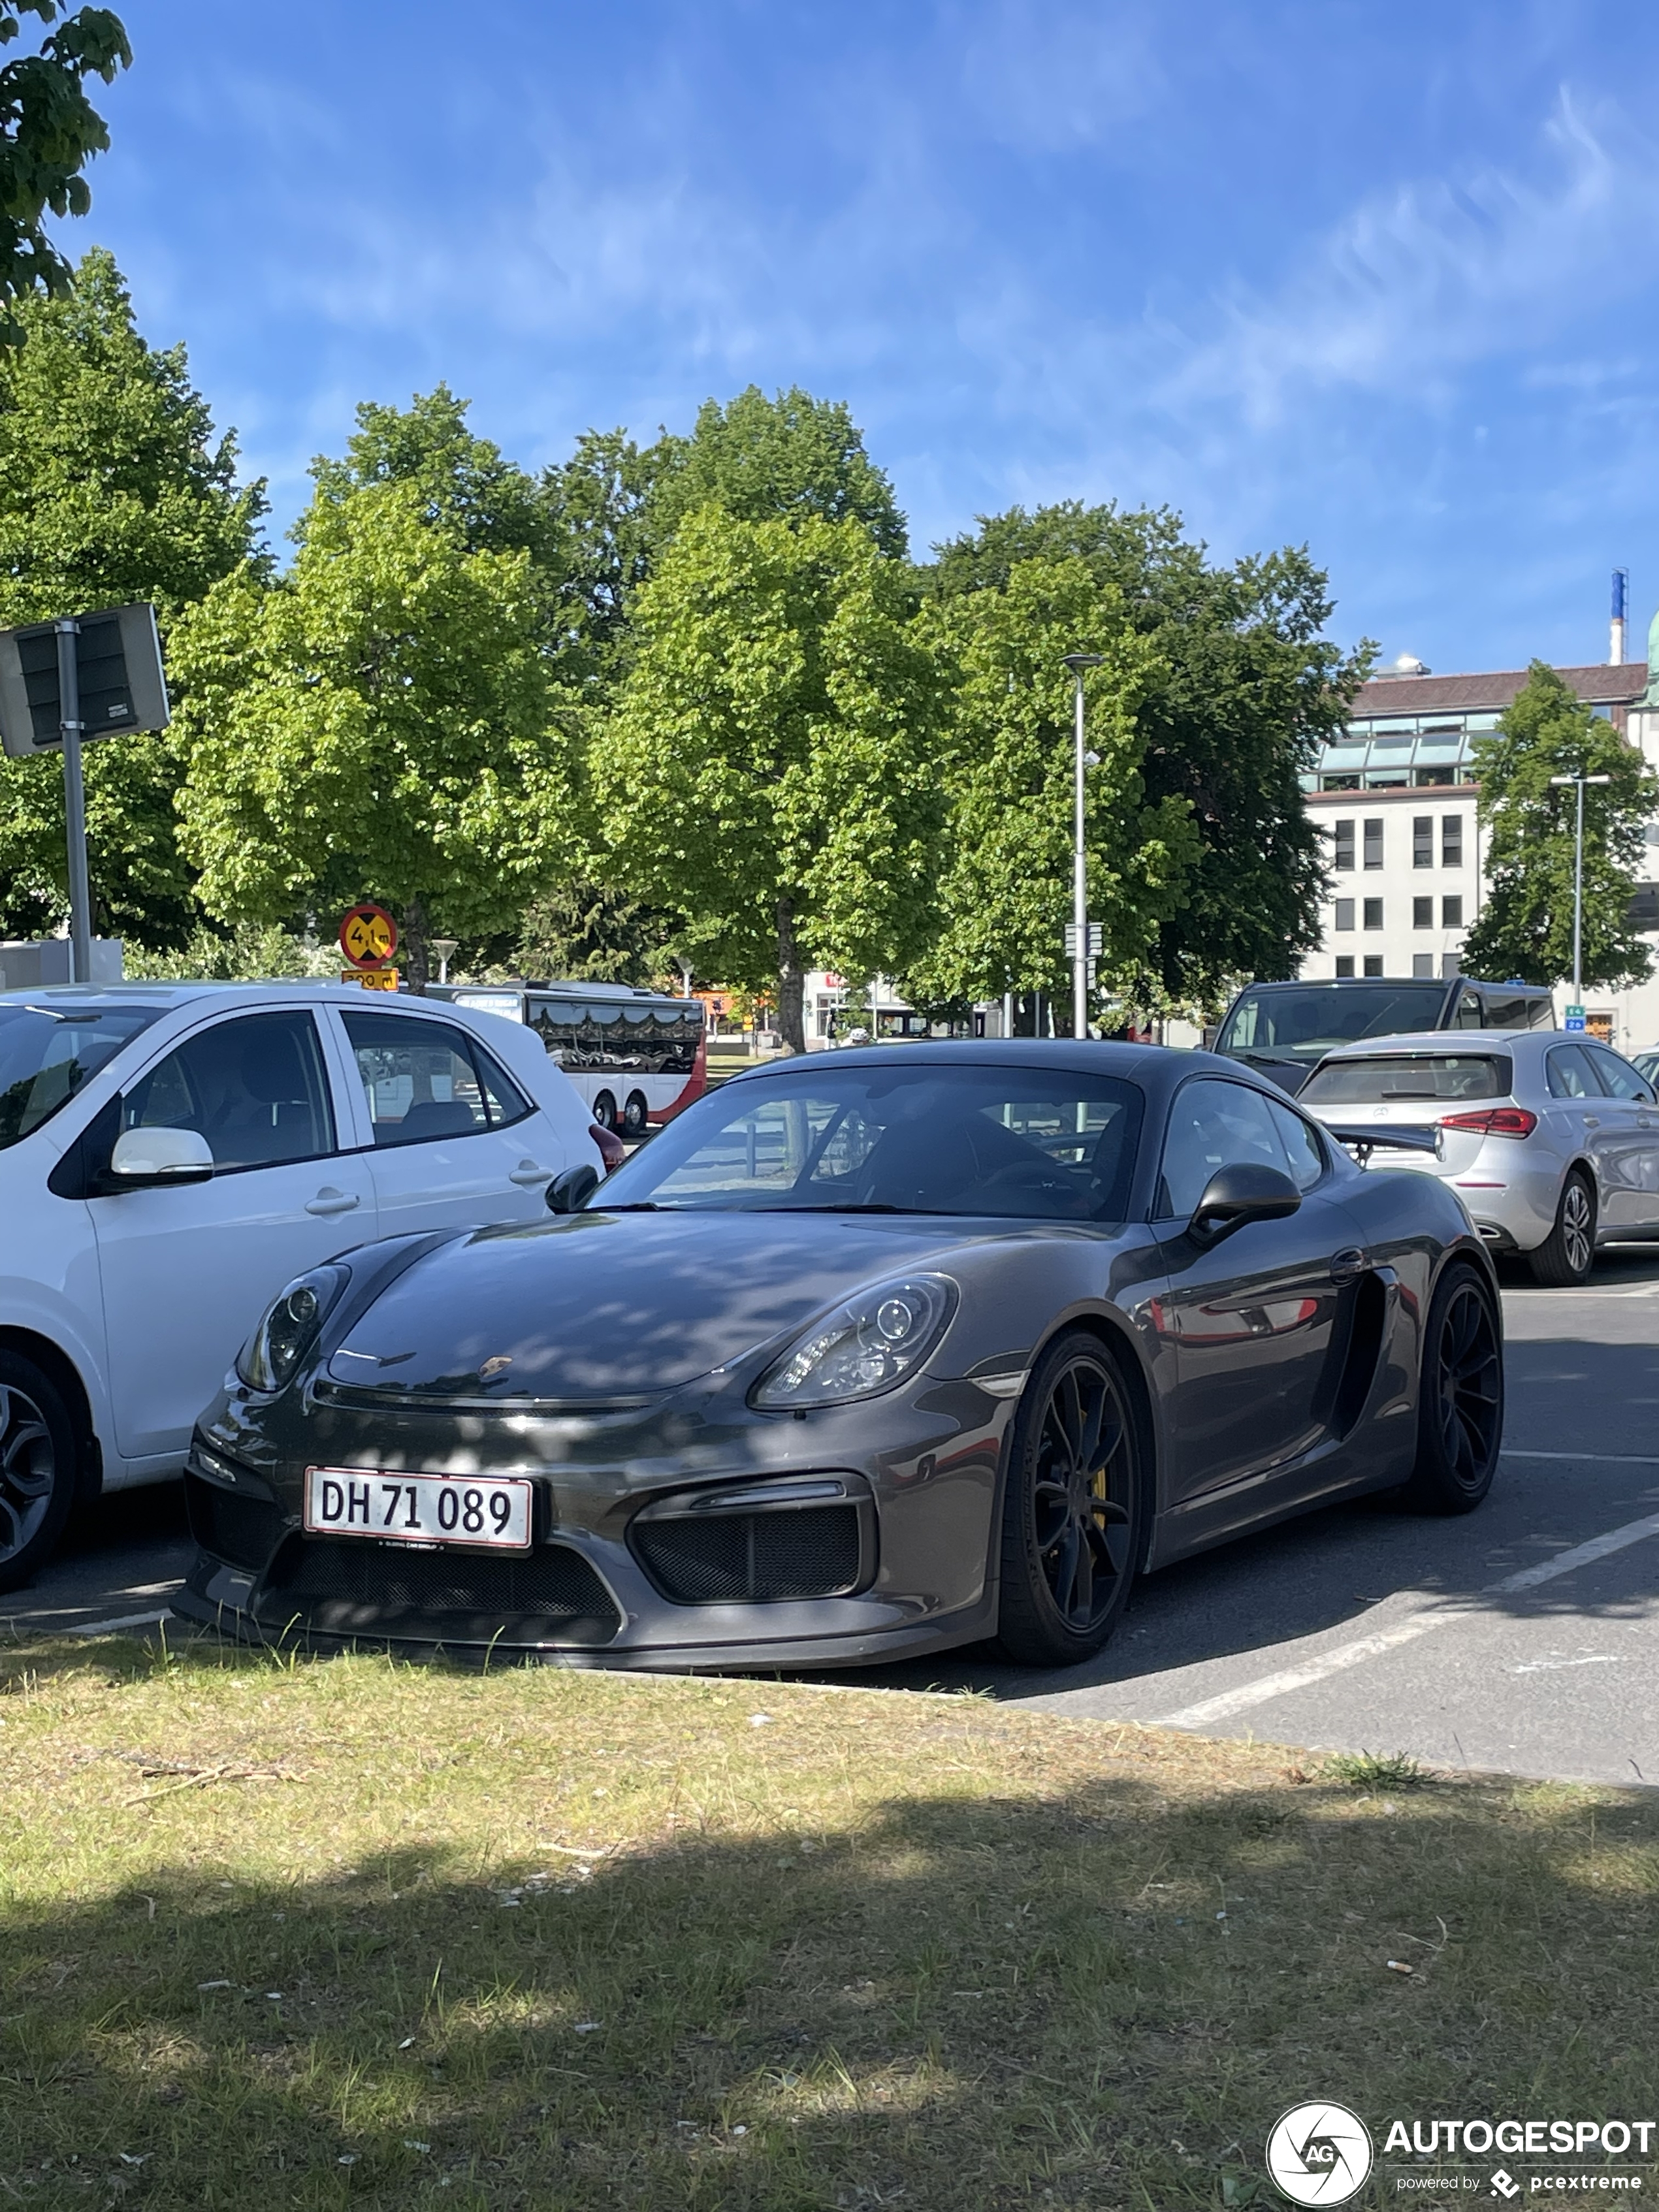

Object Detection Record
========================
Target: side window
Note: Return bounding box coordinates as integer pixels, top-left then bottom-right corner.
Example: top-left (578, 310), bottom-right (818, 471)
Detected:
top-left (342, 1012), bottom-right (526, 1146)
top-left (1529, 998), bottom-right (1556, 1031)
top-left (1587, 1046), bottom-right (1652, 1102)
top-left (120, 1012), bottom-right (334, 1172)
top-left (1484, 995), bottom-right (1530, 1030)
top-left (1157, 1079), bottom-right (1291, 1219)
top-left (1545, 1046), bottom-right (1601, 1100)
top-left (1264, 1097), bottom-right (1327, 1192)
top-left (1454, 992), bottom-right (1485, 1030)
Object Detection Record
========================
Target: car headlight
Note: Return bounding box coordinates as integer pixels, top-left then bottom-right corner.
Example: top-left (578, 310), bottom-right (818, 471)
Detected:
top-left (750, 1274), bottom-right (957, 1411)
top-left (235, 1265), bottom-right (349, 1394)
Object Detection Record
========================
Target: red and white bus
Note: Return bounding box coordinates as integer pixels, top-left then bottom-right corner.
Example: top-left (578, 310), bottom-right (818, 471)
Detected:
top-left (433, 982), bottom-right (706, 1137)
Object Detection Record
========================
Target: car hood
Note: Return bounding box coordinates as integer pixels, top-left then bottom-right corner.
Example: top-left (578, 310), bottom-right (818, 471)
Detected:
top-left (325, 1209), bottom-right (992, 1405)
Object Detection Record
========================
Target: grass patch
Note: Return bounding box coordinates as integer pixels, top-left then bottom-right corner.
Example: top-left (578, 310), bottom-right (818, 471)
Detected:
top-left (1320, 1750), bottom-right (1434, 1792)
top-left (2, 1634), bottom-right (1656, 2209)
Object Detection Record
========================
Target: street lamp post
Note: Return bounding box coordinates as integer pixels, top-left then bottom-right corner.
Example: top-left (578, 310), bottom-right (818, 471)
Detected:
top-left (1549, 771), bottom-right (1613, 1001)
top-left (1060, 653), bottom-right (1104, 1039)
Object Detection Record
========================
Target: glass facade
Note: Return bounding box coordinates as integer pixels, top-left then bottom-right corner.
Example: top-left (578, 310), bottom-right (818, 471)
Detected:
top-left (1302, 713), bottom-right (1500, 793)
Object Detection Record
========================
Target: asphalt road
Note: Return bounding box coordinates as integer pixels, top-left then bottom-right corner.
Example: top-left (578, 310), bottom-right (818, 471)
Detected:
top-left (8, 1250), bottom-right (1659, 1787)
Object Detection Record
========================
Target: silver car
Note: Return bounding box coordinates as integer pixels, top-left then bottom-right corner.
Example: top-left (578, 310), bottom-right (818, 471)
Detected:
top-left (1298, 1030), bottom-right (1659, 1285)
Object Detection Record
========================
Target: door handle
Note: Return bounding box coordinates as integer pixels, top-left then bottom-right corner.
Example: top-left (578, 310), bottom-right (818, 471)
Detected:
top-left (305, 1187), bottom-right (361, 1216)
top-left (1330, 1247), bottom-right (1369, 1281)
top-left (509, 1160), bottom-right (555, 1186)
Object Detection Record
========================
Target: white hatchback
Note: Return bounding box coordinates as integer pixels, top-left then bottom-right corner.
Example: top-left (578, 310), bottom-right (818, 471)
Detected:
top-left (0, 982), bottom-right (604, 1590)
top-left (1298, 1029), bottom-right (1659, 1286)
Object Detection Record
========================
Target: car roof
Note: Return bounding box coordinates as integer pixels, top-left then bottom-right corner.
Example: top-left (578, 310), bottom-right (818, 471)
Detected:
top-left (1313, 1029), bottom-right (1566, 1058)
top-left (720, 1037), bottom-right (1291, 1112)
top-left (0, 981), bottom-right (480, 1011)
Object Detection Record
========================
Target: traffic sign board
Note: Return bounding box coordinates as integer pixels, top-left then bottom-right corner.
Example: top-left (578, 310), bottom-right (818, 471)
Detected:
top-left (340, 967), bottom-right (399, 991)
top-left (339, 903), bottom-right (398, 967)
top-left (1565, 1002), bottom-right (1587, 1031)
top-left (1065, 922), bottom-right (1104, 957)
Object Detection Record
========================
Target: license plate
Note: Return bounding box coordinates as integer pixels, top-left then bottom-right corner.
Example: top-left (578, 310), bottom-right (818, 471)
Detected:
top-left (304, 1467), bottom-right (533, 1550)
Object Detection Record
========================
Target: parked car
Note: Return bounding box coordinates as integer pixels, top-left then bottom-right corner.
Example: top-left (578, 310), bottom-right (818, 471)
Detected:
top-left (178, 1040), bottom-right (1502, 1672)
top-left (1213, 976), bottom-right (1556, 1095)
top-left (1633, 1049), bottom-right (1659, 1089)
top-left (0, 981), bottom-right (609, 1591)
top-left (1298, 1030), bottom-right (1659, 1285)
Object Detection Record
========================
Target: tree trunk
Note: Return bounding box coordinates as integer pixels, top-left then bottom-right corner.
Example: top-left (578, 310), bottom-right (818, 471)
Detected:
top-left (775, 893), bottom-right (805, 1055)
top-left (400, 895), bottom-right (430, 995)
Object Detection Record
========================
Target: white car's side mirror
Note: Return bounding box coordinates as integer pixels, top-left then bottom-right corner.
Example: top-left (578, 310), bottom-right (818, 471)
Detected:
top-left (108, 1126), bottom-right (216, 1184)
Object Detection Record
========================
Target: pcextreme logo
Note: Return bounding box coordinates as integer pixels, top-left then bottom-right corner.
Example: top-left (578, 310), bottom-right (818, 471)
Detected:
top-left (1266, 2102), bottom-right (1376, 2205)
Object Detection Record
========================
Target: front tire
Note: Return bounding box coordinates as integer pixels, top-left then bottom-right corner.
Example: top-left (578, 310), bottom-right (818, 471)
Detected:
top-left (995, 1330), bottom-right (1144, 1666)
top-left (1528, 1169), bottom-right (1595, 1287)
top-left (0, 1353), bottom-right (79, 1594)
top-left (1402, 1266), bottom-right (1502, 1514)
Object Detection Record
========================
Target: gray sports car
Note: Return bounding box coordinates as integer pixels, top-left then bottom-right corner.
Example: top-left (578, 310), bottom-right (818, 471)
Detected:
top-left (175, 1042), bottom-right (1503, 1670)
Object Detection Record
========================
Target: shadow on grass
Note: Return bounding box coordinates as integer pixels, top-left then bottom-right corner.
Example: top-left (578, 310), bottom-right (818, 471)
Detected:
top-left (4, 1648), bottom-right (1659, 2209)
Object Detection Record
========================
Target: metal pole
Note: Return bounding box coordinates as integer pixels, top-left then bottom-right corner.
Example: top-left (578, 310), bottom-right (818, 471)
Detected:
top-left (1573, 775), bottom-right (1585, 1004)
top-left (1072, 670), bottom-right (1087, 1039)
top-left (56, 618), bottom-right (91, 986)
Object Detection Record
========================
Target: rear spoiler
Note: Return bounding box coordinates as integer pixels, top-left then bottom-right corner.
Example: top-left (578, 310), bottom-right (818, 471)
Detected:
top-left (1323, 1123), bottom-right (1442, 1168)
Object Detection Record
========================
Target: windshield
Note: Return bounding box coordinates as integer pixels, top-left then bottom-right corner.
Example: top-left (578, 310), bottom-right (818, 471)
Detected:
top-left (0, 1001), bottom-right (165, 1151)
top-left (594, 1064), bottom-right (1145, 1221)
top-left (1300, 1052), bottom-right (1512, 1107)
top-left (1217, 984), bottom-right (1447, 1061)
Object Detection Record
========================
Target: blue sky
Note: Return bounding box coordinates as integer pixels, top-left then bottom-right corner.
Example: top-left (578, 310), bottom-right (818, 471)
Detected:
top-left (72, 0), bottom-right (1659, 673)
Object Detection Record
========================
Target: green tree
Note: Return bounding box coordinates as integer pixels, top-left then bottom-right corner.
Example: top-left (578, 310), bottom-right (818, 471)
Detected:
top-left (590, 508), bottom-right (947, 1051)
top-left (0, 1), bottom-right (128, 335)
top-left (927, 502), bottom-right (1368, 1013)
top-left (647, 385), bottom-right (908, 560)
top-left (506, 878), bottom-right (671, 986)
top-left (170, 403), bottom-right (574, 988)
top-left (0, 248), bottom-right (265, 944)
top-left (901, 557), bottom-right (1196, 1020)
top-left (1461, 661), bottom-right (1658, 990)
top-left (539, 427), bottom-right (656, 690)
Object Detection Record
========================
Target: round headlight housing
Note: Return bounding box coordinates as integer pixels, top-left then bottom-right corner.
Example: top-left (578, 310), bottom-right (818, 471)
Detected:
top-left (750, 1274), bottom-right (957, 1411)
top-left (235, 1264), bottom-right (348, 1394)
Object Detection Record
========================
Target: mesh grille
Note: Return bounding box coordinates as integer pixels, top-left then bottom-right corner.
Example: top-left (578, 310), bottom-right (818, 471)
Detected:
top-left (632, 1503), bottom-right (862, 1605)
top-left (185, 1473), bottom-right (283, 1573)
top-left (257, 1538), bottom-right (620, 1644)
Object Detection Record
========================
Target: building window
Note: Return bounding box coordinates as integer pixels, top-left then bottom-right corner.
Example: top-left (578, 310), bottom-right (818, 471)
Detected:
top-left (1442, 952), bottom-right (1462, 978)
top-left (1413, 954), bottom-right (1434, 978)
top-left (1363, 955), bottom-right (1384, 977)
top-left (1413, 816), bottom-right (1434, 868)
top-left (1363, 818), bottom-right (1384, 869)
top-left (1332, 821), bottom-right (1355, 870)
top-left (1363, 898), bottom-right (1383, 929)
top-left (1413, 896), bottom-right (1433, 927)
top-left (1334, 898), bottom-right (1355, 931)
top-left (1442, 895), bottom-right (1463, 927)
top-left (1442, 816), bottom-right (1462, 867)
top-left (1335, 955), bottom-right (1355, 978)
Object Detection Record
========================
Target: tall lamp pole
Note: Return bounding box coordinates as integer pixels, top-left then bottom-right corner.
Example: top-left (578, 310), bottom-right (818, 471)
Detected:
top-left (1061, 653), bottom-right (1104, 1039)
top-left (1549, 770), bottom-right (1613, 1001)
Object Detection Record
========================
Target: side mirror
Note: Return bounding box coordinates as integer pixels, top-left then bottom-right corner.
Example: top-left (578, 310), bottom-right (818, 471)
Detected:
top-left (106, 1125), bottom-right (215, 1188)
top-left (547, 1163), bottom-right (600, 1214)
top-left (1188, 1161), bottom-right (1300, 1248)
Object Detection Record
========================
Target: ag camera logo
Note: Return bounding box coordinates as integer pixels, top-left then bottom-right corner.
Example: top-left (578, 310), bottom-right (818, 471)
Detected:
top-left (1266, 2101), bottom-right (1375, 2205)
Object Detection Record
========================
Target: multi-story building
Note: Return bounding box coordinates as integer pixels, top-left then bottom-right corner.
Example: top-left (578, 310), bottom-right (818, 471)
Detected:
top-left (1299, 649), bottom-right (1659, 1048)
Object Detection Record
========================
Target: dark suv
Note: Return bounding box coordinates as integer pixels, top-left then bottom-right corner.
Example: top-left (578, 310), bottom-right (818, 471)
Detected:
top-left (1213, 976), bottom-right (1557, 1095)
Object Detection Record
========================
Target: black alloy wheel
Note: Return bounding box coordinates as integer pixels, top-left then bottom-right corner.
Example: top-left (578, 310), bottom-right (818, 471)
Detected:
top-left (1404, 1267), bottom-right (1503, 1514)
top-left (0, 1353), bottom-right (79, 1594)
top-left (591, 1090), bottom-right (619, 1133)
top-left (622, 1091), bottom-right (649, 1139)
top-left (996, 1329), bottom-right (1144, 1665)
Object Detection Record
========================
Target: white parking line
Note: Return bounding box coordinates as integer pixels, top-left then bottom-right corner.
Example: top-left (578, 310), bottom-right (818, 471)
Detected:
top-left (1161, 1509), bottom-right (1659, 1730)
top-left (63, 1609), bottom-right (172, 1638)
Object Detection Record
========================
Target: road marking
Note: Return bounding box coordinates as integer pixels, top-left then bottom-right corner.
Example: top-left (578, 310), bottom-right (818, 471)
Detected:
top-left (63, 1609), bottom-right (171, 1638)
top-left (1161, 1509), bottom-right (1659, 1730)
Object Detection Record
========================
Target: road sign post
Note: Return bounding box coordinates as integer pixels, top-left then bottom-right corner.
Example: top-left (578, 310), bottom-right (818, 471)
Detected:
top-left (339, 903), bottom-right (399, 989)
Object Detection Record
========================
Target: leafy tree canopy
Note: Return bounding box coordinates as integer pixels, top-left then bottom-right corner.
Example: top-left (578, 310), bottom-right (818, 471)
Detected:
top-left (503, 878), bottom-right (673, 988)
top-left (901, 556), bottom-right (1196, 1014)
top-left (1461, 661), bottom-right (1658, 991)
top-left (647, 385), bottom-right (908, 560)
top-left (170, 412), bottom-right (575, 987)
top-left (926, 502), bottom-right (1368, 1013)
top-left (0, 1), bottom-right (127, 337)
top-left (0, 248), bottom-right (265, 945)
top-left (590, 508), bottom-right (946, 1050)
top-left (538, 426), bottom-right (655, 690)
